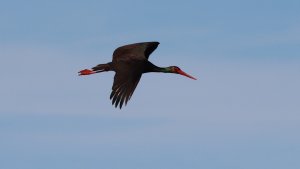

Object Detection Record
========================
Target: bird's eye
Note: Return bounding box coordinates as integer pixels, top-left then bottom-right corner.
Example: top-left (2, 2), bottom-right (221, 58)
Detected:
top-left (174, 66), bottom-right (180, 71)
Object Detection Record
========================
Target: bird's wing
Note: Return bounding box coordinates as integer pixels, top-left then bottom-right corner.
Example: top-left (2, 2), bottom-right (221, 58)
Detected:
top-left (110, 61), bottom-right (143, 109)
top-left (113, 42), bottom-right (159, 61)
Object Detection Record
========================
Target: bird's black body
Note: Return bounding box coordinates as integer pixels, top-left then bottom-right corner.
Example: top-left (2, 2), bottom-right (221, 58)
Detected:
top-left (91, 42), bottom-right (160, 108)
top-left (79, 41), bottom-right (196, 109)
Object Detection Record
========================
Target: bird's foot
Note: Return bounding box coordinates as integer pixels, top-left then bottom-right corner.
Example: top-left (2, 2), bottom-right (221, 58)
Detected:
top-left (78, 69), bottom-right (95, 76)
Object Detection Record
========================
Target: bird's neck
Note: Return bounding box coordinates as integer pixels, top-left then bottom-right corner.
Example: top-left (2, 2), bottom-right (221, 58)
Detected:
top-left (145, 62), bottom-right (171, 73)
top-left (153, 66), bottom-right (171, 73)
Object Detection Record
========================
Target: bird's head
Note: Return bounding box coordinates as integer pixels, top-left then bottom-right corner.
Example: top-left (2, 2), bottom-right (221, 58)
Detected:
top-left (169, 66), bottom-right (197, 80)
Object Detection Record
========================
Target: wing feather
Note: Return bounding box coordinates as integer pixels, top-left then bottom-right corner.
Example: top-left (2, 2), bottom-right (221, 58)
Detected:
top-left (110, 73), bottom-right (141, 109)
top-left (112, 42), bottom-right (159, 61)
top-left (109, 41), bottom-right (159, 109)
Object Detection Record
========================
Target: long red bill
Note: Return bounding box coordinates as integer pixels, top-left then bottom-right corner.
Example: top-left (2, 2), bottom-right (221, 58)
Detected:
top-left (177, 69), bottom-right (197, 80)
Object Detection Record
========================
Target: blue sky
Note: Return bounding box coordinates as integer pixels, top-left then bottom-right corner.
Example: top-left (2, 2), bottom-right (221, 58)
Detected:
top-left (1, 0), bottom-right (300, 169)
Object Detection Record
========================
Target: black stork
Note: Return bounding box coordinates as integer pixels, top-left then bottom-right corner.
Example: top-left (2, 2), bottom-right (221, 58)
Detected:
top-left (78, 41), bottom-right (196, 109)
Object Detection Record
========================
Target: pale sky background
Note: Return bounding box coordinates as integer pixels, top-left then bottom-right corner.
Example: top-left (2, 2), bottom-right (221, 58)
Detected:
top-left (1, 0), bottom-right (300, 169)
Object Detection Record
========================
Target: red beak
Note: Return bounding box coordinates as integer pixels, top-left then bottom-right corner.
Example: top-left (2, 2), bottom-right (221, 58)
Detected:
top-left (177, 69), bottom-right (197, 80)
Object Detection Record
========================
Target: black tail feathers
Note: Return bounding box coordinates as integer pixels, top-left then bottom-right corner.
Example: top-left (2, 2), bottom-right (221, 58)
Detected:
top-left (92, 63), bottom-right (112, 72)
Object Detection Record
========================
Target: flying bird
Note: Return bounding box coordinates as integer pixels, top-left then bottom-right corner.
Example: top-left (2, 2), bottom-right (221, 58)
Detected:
top-left (78, 41), bottom-right (196, 109)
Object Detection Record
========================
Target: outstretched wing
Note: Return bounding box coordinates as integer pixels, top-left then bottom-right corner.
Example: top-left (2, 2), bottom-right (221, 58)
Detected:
top-left (113, 42), bottom-right (159, 61)
top-left (109, 42), bottom-right (159, 109)
top-left (110, 61), bottom-right (144, 109)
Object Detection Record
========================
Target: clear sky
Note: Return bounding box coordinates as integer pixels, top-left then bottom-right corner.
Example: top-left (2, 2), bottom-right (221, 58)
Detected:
top-left (1, 0), bottom-right (300, 169)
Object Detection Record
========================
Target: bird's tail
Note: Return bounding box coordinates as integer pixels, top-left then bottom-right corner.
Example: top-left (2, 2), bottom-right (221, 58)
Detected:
top-left (78, 63), bottom-right (111, 76)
